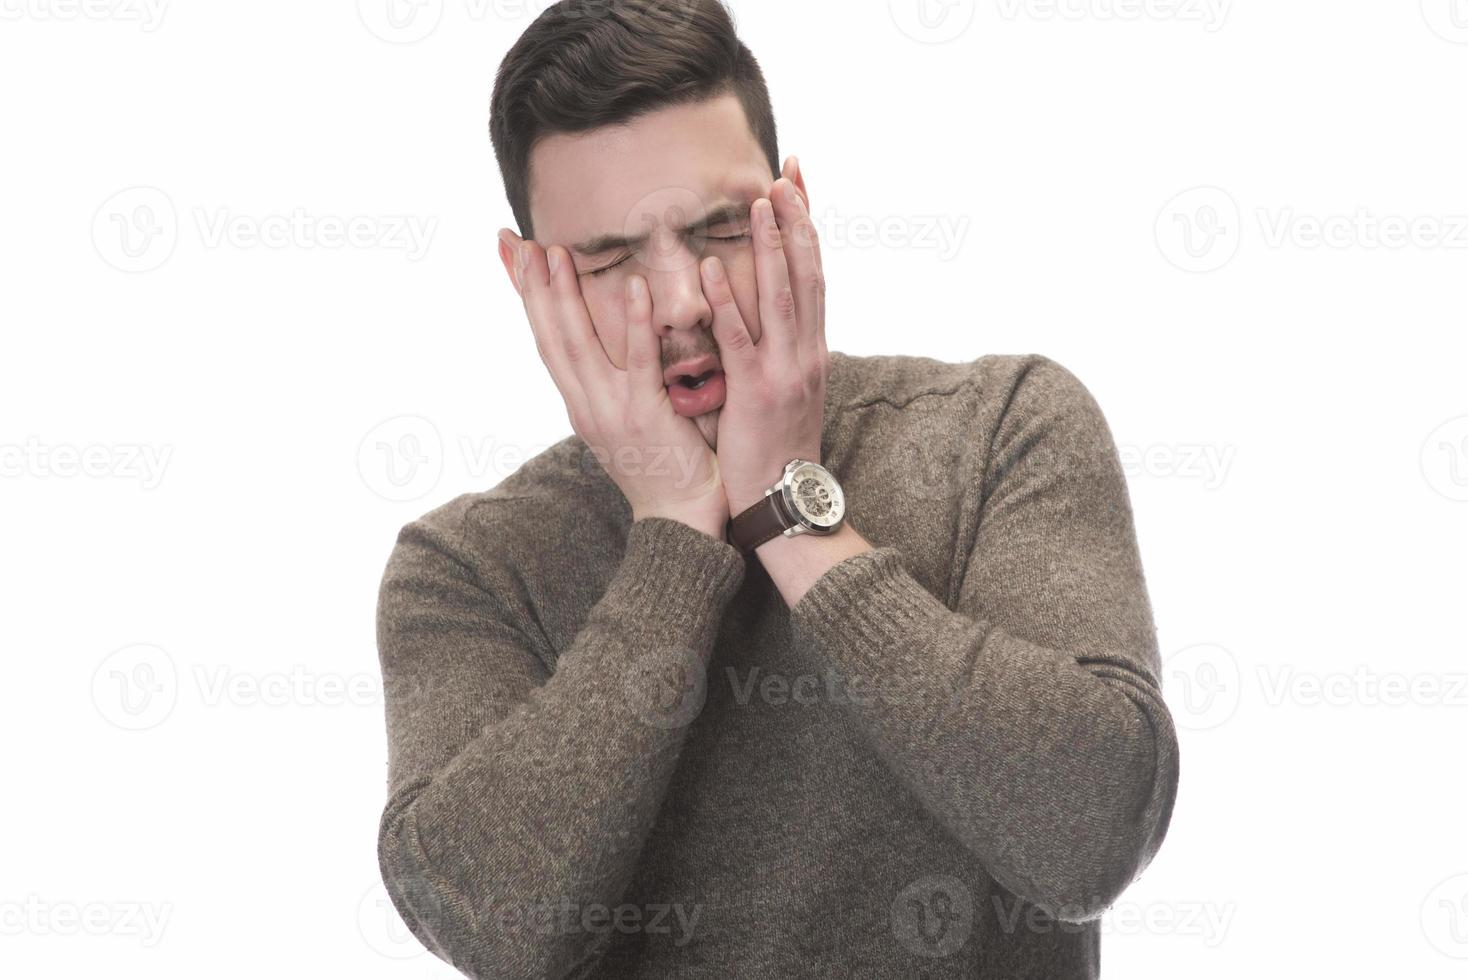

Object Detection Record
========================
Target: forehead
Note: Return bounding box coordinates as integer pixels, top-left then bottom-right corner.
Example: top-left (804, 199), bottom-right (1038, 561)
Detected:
top-left (527, 93), bottom-right (771, 245)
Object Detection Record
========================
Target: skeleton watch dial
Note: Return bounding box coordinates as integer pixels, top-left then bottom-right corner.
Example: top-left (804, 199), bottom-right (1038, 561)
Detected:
top-left (783, 461), bottom-right (844, 529)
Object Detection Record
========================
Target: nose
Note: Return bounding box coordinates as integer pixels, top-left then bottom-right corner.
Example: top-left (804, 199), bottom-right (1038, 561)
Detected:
top-left (643, 238), bottom-right (714, 341)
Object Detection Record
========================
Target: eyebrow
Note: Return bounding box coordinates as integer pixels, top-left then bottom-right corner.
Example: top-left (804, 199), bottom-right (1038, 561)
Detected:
top-left (569, 199), bottom-right (752, 256)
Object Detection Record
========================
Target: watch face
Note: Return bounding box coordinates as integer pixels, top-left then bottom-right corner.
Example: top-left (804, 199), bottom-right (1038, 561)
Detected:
top-left (783, 461), bottom-right (844, 529)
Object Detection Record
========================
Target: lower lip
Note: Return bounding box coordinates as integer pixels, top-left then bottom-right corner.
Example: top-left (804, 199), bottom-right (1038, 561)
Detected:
top-left (666, 370), bottom-right (726, 417)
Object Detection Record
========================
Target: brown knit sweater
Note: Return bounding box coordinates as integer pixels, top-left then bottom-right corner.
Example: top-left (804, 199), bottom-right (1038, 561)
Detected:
top-left (374, 350), bottom-right (1179, 979)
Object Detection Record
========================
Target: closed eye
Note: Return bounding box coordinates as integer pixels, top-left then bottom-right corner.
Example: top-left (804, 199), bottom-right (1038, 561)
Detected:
top-left (582, 234), bottom-right (750, 278)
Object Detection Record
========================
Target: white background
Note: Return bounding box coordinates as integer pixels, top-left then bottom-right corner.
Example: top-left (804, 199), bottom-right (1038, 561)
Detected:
top-left (3, 0), bottom-right (1467, 976)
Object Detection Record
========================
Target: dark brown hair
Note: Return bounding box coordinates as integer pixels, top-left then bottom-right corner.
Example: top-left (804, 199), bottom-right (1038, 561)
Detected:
top-left (489, 0), bottom-right (780, 239)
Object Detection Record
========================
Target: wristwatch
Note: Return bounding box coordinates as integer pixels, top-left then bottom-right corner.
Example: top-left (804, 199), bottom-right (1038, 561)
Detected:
top-left (726, 459), bottom-right (846, 554)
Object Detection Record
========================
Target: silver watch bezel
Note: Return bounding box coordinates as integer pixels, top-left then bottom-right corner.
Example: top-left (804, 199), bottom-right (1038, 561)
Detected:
top-left (764, 458), bottom-right (845, 539)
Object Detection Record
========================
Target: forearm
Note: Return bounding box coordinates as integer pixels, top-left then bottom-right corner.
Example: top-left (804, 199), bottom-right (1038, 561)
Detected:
top-left (378, 517), bottom-right (745, 977)
top-left (788, 547), bottom-right (1179, 921)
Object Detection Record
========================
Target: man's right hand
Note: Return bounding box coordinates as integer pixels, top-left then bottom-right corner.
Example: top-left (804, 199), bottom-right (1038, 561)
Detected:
top-left (507, 236), bottom-right (730, 541)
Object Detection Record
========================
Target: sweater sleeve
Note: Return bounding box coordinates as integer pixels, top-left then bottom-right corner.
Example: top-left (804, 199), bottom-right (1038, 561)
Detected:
top-left (375, 509), bottom-right (746, 979)
top-left (787, 356), bottom-right (1179, 922)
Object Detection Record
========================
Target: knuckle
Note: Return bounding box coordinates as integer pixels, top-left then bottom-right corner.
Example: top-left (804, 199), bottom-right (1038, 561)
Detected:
top-left (804, 361), bottom-right (826, 390)
top-left (772, 285), bottom-right (798, 320)
top-left (809, 268), bottom-right (827, 298)
top-left (720, 327), bottom-right (753, 353)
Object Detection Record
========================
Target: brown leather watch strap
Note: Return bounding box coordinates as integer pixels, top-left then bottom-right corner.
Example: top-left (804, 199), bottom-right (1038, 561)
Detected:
top-left (727, 491), bottom-right (792, 553)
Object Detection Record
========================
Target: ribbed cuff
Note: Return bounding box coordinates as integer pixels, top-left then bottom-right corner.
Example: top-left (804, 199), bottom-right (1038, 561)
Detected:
top-left (789, 545), bottom-right (950, 676)
top-left (589, 516), bottom-right (747, 651)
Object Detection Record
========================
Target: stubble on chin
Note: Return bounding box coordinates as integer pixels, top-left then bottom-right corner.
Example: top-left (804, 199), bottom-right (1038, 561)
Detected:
top-left (694, 410), bottom-right (719, 452)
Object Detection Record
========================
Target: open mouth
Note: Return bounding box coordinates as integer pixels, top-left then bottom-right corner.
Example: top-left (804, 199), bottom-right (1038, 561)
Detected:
top-left (674, 370), bottom-right (717, 390)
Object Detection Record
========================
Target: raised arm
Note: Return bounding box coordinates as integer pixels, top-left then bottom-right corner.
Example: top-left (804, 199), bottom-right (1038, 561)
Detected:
top-left (787, 356), bottom-right (1180, 920)
top-left (376, 504), bottom-right (745, 978)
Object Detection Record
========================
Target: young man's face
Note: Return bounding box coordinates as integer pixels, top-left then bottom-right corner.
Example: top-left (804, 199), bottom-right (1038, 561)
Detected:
top-left (499, 93), bottom-right (804, 448)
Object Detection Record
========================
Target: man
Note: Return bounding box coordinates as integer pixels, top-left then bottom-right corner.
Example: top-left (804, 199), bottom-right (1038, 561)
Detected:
top-left (374, 1), bottom-right (1179, 977)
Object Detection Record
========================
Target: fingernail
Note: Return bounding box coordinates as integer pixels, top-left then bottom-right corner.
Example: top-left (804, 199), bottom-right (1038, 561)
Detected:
top-left (703, 257), bottom-right (723, 282)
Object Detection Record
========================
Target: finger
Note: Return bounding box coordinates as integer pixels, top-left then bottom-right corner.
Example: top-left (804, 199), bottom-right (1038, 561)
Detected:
top-left (772, 177), bottom-right (825, 364)
top-left (518, 240), bottom-right (592, 428)
top-left (542, 244), bottom-right (616, 394)
top-left (751, 196), bottom-right (798, 357)
top-left (701, 256), bottom-right (757, 379)
top-left (624, 273), bottom-right (664, 413)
